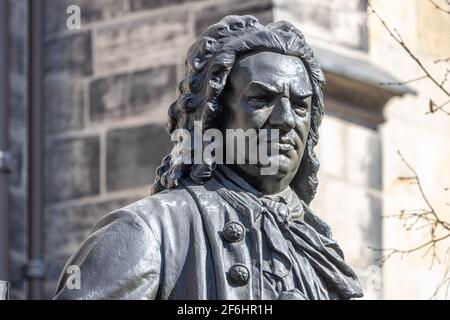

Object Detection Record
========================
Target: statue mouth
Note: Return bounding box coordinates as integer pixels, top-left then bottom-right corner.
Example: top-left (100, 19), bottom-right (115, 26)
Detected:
top-left (274, 135), bottom-right (297, 152)
top-left (274, 142), bottom-right (294, 152)
top-left (262, 135), bottom-right (296, 153)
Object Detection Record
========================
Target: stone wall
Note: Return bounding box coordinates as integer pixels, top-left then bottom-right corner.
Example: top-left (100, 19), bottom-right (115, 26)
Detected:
top-left (273, 0), bottom-right (368, 51)
top-left (7, 0), bottom-right (28, 300)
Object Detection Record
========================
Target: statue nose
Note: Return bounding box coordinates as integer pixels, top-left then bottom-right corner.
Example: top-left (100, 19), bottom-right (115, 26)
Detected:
top-left (269, 97), bottom-right (295, 132)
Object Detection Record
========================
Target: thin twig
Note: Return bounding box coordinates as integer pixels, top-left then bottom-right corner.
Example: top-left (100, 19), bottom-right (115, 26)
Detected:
top-left (426, 99), bottom-right (450, 115)
top-left (441, 69), bottom-right (450, 86)
top-left (379, 75), bottom-right (428, 86)
top-left (431, 248), bottom-right (450, 299)
top-left (428, 0), bottom-right (450, 14)
top-left (370, 152), bottom-right (450, 298)
top-left (435, 57), bottom-right (450, 64)
top-left (368, 1), bottom-right (450, 98)
top-left (397, 151), bottom-right (444, 225)
top-left (375, 234), bottom-right (450, 256)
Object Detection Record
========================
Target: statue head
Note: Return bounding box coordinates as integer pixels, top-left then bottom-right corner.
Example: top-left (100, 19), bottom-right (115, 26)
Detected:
top-left (152, 15), bottom-right (325, 205)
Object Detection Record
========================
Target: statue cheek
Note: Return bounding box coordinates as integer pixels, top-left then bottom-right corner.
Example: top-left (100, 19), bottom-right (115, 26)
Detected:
top-left (246, 108), bottom-right (274, 129)
top-left (295, 118), bottom-right (310, 141)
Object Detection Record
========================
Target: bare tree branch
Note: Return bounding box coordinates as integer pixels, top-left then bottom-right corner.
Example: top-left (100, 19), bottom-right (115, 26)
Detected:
top-left (441, 68), bottom-right (450, 86)
top-left (397, 151), bottom-right (450, 231)
top-left (371, 152), bottom-right (450, 297)
top-left (428, 0), bottom-right (450, 14)
top-left (427, 99), bottom-right (450, 115)
top-left (368, 1), bottom-right (450, 96)
top-left (367, 1), bottom-right (450, 115)
top-left (431, 248), bottom-right (450, 299)
top-left (434, 57), bottom-right (450, 64)
top-left (378, 75), bottom-right (427, 86)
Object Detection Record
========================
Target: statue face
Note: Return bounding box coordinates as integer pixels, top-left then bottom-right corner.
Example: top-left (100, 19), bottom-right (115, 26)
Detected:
top-left (222, 51), bottom-right (313, 193)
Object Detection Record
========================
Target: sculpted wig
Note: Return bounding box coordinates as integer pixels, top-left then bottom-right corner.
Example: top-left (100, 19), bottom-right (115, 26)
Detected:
top-left (152, 15), bottom-right (325, 205)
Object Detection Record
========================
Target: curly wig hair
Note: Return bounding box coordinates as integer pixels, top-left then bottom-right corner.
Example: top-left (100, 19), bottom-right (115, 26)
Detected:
top-left (151, 15), bottom-right (325, 205)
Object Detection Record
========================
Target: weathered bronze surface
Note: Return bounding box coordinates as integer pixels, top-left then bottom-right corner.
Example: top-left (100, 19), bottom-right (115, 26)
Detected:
top-left (54, 15), bottom-right (363, 300)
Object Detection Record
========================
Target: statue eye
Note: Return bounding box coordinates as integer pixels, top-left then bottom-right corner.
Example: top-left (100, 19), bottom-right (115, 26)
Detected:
top-left (294, 101), bottom-right (307, 108)
top-left (247, 95), bottom-right (272, 105)
top-left (293, 100), bottom-right (308, 115)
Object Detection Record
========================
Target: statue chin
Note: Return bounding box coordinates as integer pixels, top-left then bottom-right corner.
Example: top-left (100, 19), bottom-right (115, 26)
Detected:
top-left (257, 154), bottom-right (299, 179)
top-left (229, 161), bottom-right (298, 196)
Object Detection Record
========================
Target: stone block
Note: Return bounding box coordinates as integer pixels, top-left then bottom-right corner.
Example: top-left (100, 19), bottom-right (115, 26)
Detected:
top-left (318, 116), bottom-right (346, 179)
top-left (44, 79), bottom-right (84, 133)
top-left (333, 10), bottom-right (368, 50)
top-left (44, 0), bottom-right (130, 35)
top-left (45, 196), bottom-right (141, 258)
top-left (8, 34), bottom-right (26, 76)
top-left (106, 123), bottom-right (172, 191)
top-left (130, 0), bottom-right (200, 11)
top-left (45, 136), bottom-right (100, 203)
top-left (9, 192), bottom-right (27, 256)
top-left (44, 31), bottom-right (93, 78)
top-left (93, 10), bottom-right (189, 74)
top-left (89, 65), bottom-right (176, 122)
top-left (195, 0), bottom-right (273, 35)
top-left (345, 123), bottom-right (381, 190)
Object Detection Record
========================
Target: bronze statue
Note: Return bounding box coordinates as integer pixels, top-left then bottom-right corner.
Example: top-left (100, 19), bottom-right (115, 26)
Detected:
top-left (54, 15), bottom-right (363, 300)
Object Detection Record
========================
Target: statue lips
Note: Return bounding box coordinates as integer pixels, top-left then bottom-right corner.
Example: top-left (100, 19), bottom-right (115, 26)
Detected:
top-left (275, 142), bottom-right (294, 152)
top-left (255, 134), bottom-right (296, 170)
top-left (266, 135), bottom-right (297, 153)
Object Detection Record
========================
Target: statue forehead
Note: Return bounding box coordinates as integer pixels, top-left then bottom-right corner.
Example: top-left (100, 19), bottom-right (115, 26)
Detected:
top-left (228, 51), bottom-right (311, 90)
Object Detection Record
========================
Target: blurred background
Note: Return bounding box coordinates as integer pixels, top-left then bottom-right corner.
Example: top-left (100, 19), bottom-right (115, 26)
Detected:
top-left (0, 0), bottom-right (449, 300)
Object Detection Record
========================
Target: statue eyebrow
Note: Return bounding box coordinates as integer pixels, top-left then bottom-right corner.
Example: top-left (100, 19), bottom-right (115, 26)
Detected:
top-left (245, 81), bottom-right (280, 95)
top-left (245, 81), bottom-right (313, 100)
top-left (290, 88), bottom-right (313, 100)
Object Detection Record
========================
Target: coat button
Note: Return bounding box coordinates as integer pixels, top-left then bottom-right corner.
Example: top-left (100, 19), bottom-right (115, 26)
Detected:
top-left (228, 264), bottom-right (250, 286)
top-left (223, 221), bottom-right (245, 242)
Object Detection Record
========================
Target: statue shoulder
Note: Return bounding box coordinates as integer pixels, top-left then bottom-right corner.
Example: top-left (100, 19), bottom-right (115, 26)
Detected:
top-left (107, 185), bottom-right (201, 239)
top-left (54, 200), bottom-right (164, 299)
top-left (124, 186), bottom-right (197, 215)
top-left (54, 186), bottom-right (202, 299)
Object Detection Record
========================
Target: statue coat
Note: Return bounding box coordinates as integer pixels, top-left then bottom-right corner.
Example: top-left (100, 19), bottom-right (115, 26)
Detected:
top-left (54, 168), bottom-right (363, 300)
